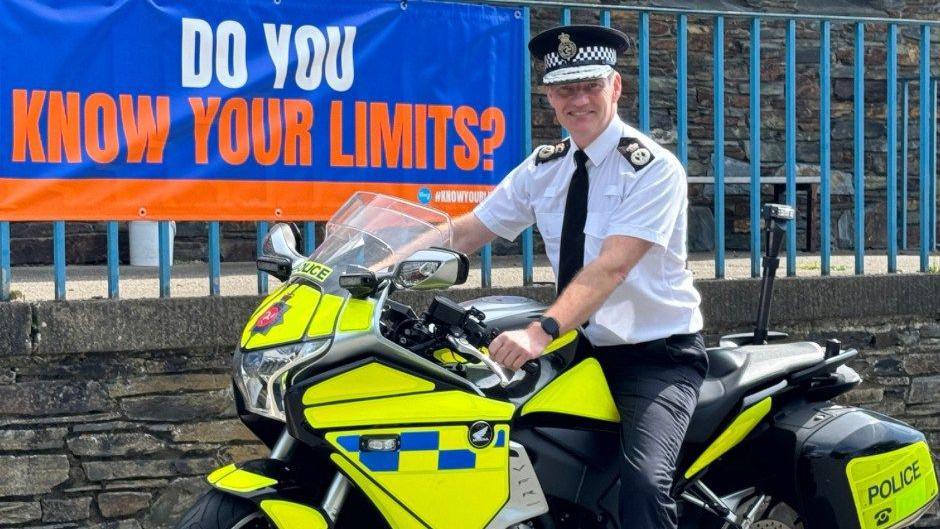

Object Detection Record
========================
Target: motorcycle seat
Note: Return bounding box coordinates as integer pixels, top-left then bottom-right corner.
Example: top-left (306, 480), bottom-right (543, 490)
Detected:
top-left (686, 342), bottom-right (824, 444)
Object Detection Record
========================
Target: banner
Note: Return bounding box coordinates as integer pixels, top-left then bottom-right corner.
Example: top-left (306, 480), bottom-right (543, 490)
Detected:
top-left (0, 0), bottom-right (524, 220)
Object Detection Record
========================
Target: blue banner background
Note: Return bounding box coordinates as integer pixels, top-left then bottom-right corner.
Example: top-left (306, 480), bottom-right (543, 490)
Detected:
top-left (0, 0), bottom-right (524, 185)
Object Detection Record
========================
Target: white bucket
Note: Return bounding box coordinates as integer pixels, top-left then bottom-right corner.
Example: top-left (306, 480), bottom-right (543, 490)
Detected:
top-left (129, 221), bottom-right (176, 267)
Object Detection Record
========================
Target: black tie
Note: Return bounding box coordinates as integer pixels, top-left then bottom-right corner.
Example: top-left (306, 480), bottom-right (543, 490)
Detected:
top-left (557, 150), bottom-right (589, 294)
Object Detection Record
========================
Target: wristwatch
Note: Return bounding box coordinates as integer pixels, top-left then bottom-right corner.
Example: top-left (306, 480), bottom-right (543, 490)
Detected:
top-left (539, 316), bottom-right (560, 340)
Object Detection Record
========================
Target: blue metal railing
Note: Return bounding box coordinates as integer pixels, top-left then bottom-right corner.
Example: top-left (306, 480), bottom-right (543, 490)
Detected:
top-left (2, 3), bottom-right (939, 301)
top-left (713, 15), bottom-right (725, 278)
top-left (785, 19), bottom-right (797, 277)
top-left (855, 23), bottom-right (865, 273)
top-left (749, 17), bottom-right (761, 279)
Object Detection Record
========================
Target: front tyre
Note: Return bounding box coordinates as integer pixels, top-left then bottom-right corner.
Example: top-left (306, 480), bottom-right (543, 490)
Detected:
top-left (175, 490), bottom-right (271, 529)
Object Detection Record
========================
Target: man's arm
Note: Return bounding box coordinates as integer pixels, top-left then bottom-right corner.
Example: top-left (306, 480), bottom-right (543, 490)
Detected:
top-left (450, 212), bottom-right (499, 256)
top-left (488, 234), bottom-right (652, 370)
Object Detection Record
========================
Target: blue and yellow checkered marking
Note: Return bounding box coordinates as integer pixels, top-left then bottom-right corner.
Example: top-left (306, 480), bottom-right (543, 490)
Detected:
top-left (333, 428), bottom-right (500, 472)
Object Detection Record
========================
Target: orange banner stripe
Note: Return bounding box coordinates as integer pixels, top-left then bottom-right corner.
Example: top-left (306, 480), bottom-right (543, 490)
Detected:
top-left (0, 179), bottom-right (492, 221)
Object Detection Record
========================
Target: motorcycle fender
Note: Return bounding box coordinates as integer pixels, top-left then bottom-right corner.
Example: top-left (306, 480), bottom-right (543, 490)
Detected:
top-left (206, 459), bottom-right (332, 529)
top-left (258, 499), bottom-right (329, 529)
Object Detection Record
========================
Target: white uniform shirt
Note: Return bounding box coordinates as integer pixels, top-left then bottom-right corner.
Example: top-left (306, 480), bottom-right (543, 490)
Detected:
top-left (474, 116), bottom-right (703, 346)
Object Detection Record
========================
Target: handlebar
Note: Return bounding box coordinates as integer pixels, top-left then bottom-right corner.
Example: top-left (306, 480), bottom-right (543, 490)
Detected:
top-left (421, 296), bottom-right (541, 386)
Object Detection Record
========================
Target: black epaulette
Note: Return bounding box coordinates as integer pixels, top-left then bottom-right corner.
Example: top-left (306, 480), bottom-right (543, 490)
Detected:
top-left (618, 137), bottom-right (655, 171)
top-left (534, 139), bottom-right (570, 165)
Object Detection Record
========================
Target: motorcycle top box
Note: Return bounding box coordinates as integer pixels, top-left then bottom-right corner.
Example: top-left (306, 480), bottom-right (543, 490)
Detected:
top-left (176, 193), bottom-right (939, 529)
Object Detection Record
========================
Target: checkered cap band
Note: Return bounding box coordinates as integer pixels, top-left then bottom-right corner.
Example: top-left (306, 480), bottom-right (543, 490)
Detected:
top-left (543, 46), bottom-right (616, 71)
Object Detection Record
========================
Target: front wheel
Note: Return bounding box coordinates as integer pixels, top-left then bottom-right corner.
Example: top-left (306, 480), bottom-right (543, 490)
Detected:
top-left (175, 490), bottom-right (271, 529)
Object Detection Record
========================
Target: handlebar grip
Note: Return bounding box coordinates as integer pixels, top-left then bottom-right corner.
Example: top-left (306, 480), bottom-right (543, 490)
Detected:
top-left (522, 360), bottom-right (540, 374)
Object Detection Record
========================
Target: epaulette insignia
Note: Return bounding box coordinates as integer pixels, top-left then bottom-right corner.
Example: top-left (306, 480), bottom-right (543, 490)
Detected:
top-left (535, 139), bottom-right (570, 165)
top-left (618, 137), bottom-right (655, 171)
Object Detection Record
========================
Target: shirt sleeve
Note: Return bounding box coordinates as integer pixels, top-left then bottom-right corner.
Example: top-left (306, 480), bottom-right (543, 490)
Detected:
top-left (472, 151), bottom-right (539, 241)
top-left (605, 155), bottom-right (686, 248)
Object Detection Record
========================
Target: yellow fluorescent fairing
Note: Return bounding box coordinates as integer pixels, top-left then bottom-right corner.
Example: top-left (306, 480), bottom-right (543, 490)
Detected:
top-left (206, 465), bottom-right (277, 493)
top-left (521, 358), bottom-right (620, 422)
top-left (302, 362), bottom-right (436, 406)
top-left (327, 425), bottom-right (510, 529)
top-left (307, 293), bottom-right (344, 338)
top-left (259, 500), bottom-right (328, 529)
top-left (239, 281), bottom-right (372, 350)
top-left (684, 396), bottom-right (772, 479)
top-left (241, 284), bottom-right (324, 350)
top-left (305, 390), bottom-right (515, 429)
top-left (331, 454), bottom-right (427, 529)
top-left (339, 298), bottom-right (374, 331)
top-left (846, 441), bottom-right (938, 529)
top-left (544, 330), bottom-right (578, 354)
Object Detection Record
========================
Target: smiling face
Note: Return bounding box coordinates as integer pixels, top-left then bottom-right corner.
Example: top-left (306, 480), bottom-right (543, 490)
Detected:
top-left (546, 72), bottom-right (622, 148)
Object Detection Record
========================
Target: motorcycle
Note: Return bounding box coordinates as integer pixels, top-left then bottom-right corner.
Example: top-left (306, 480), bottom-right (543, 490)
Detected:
top-left (176, 192), bottom-right (938, 529)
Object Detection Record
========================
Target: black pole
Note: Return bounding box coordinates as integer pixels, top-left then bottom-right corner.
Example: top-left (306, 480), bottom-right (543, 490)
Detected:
top-left (754, 204), bottom-right (795, 344)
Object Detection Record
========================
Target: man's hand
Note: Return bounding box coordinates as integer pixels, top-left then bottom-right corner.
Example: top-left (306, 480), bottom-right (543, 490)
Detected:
top-left (488, 323), bottom-right (553, 371)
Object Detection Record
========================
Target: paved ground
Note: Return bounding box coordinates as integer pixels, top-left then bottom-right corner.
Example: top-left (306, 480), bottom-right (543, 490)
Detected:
top-left (6, 251), bottom-right (939, 301)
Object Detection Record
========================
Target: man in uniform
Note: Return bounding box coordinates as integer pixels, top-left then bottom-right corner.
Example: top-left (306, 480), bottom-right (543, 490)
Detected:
top-left (449, 24), bottom-right (707, 529)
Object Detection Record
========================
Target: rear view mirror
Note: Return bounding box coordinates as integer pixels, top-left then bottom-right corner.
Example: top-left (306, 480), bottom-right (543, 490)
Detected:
top-left (395, 248), bottom-right (469, 290)
top-left (258, 223), bottom-right (305, 280)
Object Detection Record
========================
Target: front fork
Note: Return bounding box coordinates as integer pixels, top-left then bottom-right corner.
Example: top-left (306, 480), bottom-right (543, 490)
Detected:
top-left (270, 429), bottom-right (352, 524)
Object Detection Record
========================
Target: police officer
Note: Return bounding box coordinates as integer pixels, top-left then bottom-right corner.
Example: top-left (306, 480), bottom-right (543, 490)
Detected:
top-left (449, 24), bottom-right (707, 529)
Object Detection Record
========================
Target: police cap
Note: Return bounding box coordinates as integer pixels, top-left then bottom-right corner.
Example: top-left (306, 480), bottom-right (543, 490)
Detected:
top-left (528, 25), bottom-right (628, 86)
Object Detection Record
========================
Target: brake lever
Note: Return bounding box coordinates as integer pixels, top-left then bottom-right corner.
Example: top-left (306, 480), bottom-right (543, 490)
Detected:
top-left (446, 334), bottom-right (513, 387)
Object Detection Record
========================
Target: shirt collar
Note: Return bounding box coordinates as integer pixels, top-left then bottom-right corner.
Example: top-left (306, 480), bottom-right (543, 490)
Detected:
top-left (573, 115), bottom-right (624, 168)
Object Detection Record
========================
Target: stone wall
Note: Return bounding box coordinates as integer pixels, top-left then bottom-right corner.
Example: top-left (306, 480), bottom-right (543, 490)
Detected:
top-left (0, 274), bottom-right (938, 528)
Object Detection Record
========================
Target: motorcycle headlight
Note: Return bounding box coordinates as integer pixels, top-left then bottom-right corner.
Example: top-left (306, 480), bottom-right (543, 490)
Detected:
top-left (233, 339), bottom-right (329, 422)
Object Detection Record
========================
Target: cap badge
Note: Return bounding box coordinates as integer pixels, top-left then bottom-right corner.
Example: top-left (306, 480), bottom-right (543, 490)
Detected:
top-left (558, 33), bottom-right (578, 61)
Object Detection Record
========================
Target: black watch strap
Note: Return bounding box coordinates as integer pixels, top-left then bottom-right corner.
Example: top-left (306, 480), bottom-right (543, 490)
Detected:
top-left (539, 317), bottom-right (560, 340)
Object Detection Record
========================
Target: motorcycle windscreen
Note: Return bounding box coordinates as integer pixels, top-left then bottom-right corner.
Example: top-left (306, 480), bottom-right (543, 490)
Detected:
top-left (239, 281), bottom-right (373, 351)
top-left (327, 424), bottom-right (510, 529)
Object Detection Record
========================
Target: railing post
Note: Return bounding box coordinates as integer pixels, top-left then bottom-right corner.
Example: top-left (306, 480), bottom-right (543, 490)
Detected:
top-left (920, 24), bottom-right (931, 272)
top-left (785, 19), bottom-right (797, 276)
top-left (158, 221), bottom-right (171, 298)
top-left (854, 22), bottom-right (865, 274)
top-left (639, 10), bottom-right (650, 133)
top-left (820, 19), bottom-right (831, 275)
top-left (0, 222), bottom-right (9, 301)
top-left (209, 221), bottom-right (221, 296)
top-left (257, 221), bottom-right (269, 294)
top-left (600, 8), bottom-right (610, 27)
top-left (522, 7), bottom-right (534, 286)
top-left (713, 15), bottom-right (725, 278)
top-left (54, 221), bottom-right (66, 300)
top-left (481, 244), bottom-right (492, 288)
top-left (902, 80), bottom-right (910, 252)
top-left (887, 24), bottom-right (898, 274)
top-left (749, 17), bottom-right (761, 278)
top-left (931, 78), bottom-right (938, 250)
top-left (677, 14), bottom-right (688, 168)
top-left (107, 221), bottom-right (119, 299)
top-left (304, 221), bottom-right (317, 255)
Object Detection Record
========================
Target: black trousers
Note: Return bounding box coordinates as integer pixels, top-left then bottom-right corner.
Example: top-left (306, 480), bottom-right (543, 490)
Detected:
top-left (593, 333), bottom-right (708, 529)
